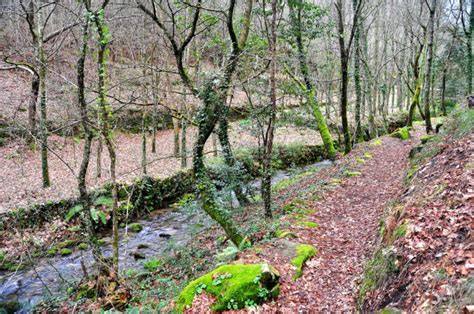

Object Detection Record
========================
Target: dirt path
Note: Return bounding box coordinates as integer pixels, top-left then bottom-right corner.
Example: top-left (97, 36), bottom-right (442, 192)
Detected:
top-left (237, 134), bottom-right (420, 312)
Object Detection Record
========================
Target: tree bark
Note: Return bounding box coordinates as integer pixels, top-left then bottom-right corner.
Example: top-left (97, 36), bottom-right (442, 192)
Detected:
top-left (422, 0), bottom-right (437, 133)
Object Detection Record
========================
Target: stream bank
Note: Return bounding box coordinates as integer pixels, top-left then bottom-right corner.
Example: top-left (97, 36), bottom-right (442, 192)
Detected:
top-left (0, 160), bottom-right (332, 313)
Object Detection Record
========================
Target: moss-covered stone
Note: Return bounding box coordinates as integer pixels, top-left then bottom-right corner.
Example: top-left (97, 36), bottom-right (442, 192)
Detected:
top-left (390, 127), bottom-right (410, 140)
top-left (55, 239), bottom-right (76, 249)
top-left (77, 243), bottom-right (88, 250)
top-left (128, 223), bottom-right (143, 233)
top-left (356, 158), bottom-right (366, 164)
top-left (60, 248), bottom-right (73, 256)
top-left (175, 263), bottom-right (280, 312)
top-left (291, 244), bottom-right (317, 280)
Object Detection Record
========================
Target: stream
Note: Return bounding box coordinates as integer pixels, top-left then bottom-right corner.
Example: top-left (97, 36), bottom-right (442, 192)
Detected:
top-left (0, 160), bottom-right (332, 313)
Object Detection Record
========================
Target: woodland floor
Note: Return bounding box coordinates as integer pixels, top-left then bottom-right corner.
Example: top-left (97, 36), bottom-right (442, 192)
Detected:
top-left (190, 131), bottom-right (421, 312)
top-left (0, 123), bottom-right (321, 213)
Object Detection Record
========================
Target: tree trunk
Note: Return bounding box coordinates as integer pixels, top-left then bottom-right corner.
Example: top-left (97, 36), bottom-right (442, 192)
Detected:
top-left (261, 0), bottom-right (278, 219)
top-left (441, 67), bottom-right (447, 116)
top-left (289, 0), bottom-right (336, 159)
top-left (76, 7), bottom-right (105, 266)
top-left (353, 0), bottom-right (362, 143)
top-left (422, 0), bottom-right (437, 133)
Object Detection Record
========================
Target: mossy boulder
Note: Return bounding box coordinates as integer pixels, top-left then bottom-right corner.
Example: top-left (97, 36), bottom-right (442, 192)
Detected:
top-left (128, 223), bottom-right (143, 233)
top-left (175, 263), bottom-right (280, 312)
top-left (291, 244), bottom-right (317, 280)
top-left (77, 243), bottom-right (88, 250)
top-left (390, 127), bottom-right (410, 140)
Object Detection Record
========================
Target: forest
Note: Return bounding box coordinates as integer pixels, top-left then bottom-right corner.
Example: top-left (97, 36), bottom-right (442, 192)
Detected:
top-left (0, 0), bottom-right (472, 312)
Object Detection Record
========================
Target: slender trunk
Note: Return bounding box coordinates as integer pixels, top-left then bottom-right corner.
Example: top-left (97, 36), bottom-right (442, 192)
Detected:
top-left (76, 8), bottom-right (104, 265)
top-left (94, 7), bottom-right (118, 277)
top-left (289, 0), bottom-right (335, 158)
top-left (353, 0), bottom-right (362, 143)
top-left (422, 0), bottom-right (436, 133)
top-left (441, 67), bottom-right (447, 116)
top-left (172, 116), bottom-right (180, 157)
top-left (180, 99), bottom-right (187, 168)
top-left (28, 77), bottom-right (39, 143)
top-left (262, 0), bottom-right (277, 219)
top-left (142, 113), bottom-right (147, 175)
top-left (35, 7), bottom-right (50, 188)
top-left (468, 0), bottom-right (473, 95)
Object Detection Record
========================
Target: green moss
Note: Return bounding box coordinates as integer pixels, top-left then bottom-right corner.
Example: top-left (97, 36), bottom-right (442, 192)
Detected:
top-left (364, 152), bottom-right (373, 159)
top-left (420, 135), bottom-right (435, 144)
top-left (175, 263), bottom-right (280, 312)
top-left (356, 158), bottom-right (366, 164)
top-left (60, 248), bottom-right (73, 256)
top-left (144, 258), bottom-right (162, 272)
top-left (77, 243), bottom-right (88, 250)
top-left (56, 239), bottom-right (76, 249)
top-left (358, 248), bottom-right (398, 305)
top-left (380, 307), bottom-right (402, 314)
top-left (128, 223), bottom-right (143, 233)
top-left (390, 127), bottom-right (410, 140)
top-left (0, 250), bottom-right (19, 271)
top-left (291, 244), bottom-right (317, 280)
top-left (47, 248), bottom-right (57, 256)
top-left (391, 221), bottom-right (408, 241)
top-left (370, 138), bottom-right (383, 146)
top-left (344, 171), bottom-right (362, 177)
top-left (297, 221), bottom-right (319, 228)
top-left (275, 230), bottom-right (297, 239)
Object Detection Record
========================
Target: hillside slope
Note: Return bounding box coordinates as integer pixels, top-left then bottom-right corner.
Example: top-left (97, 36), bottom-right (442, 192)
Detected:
top-left (361, 109), bottom-right (474, 312)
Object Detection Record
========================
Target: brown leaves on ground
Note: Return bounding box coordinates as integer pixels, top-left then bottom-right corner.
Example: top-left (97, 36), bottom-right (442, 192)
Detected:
top-left (366, 133), bottom-right (474, 312)
top-left (189, 134), bottom-right (417, 312)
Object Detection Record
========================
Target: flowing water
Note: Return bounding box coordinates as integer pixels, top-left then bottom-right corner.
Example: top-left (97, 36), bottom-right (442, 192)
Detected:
top-left (0, 160), bottom-right (332, 313)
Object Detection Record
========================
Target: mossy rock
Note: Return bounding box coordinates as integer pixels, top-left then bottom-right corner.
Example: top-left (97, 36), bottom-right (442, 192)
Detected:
top-left (390, 127), bottom-right (410, 140)
top-left (128, 223), bottom-right (143, 233)
top-left (60, 248), bottom-right (73, 256)
top-left (77, 243), bottom-right (88, 250)
top-left (175, 263), bottom-right (280, 312)
top-left (420, 134), bottom-right (435, 144)
top-left (364, 152), bottom-right (373, 159)
top-left (356, 158), bottom-right (366, 164)
top-left (297, 221), bottom-right (319, 228)
top-left (291, 244), bottom-right (317, 280)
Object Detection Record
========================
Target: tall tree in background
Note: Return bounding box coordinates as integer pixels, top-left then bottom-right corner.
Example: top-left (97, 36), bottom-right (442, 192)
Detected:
top-left (353, 0), bottom-right (363, 142)
top-left (335, 0), bottom-right (363, 154)
top-left (287, 0), bottom-right (336, 159)
top-left (459, 0), bottom-right (473, 95)
top-left (422, 0), bottom-right (437, 133)
top-left (261, 0), bottom-right (278, 219)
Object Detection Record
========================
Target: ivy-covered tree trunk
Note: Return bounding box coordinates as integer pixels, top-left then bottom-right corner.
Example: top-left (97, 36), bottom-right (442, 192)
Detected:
top-left (93, 5), bottom-right (119, 277)
top-left (217, 112), bottom-right (249, 206)
top-left (76, 4), bottom-right (105, 265)
top-left (288, 0), bottom-right (336, 159)
top-left (194, 85), bottom-right (244, 246)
